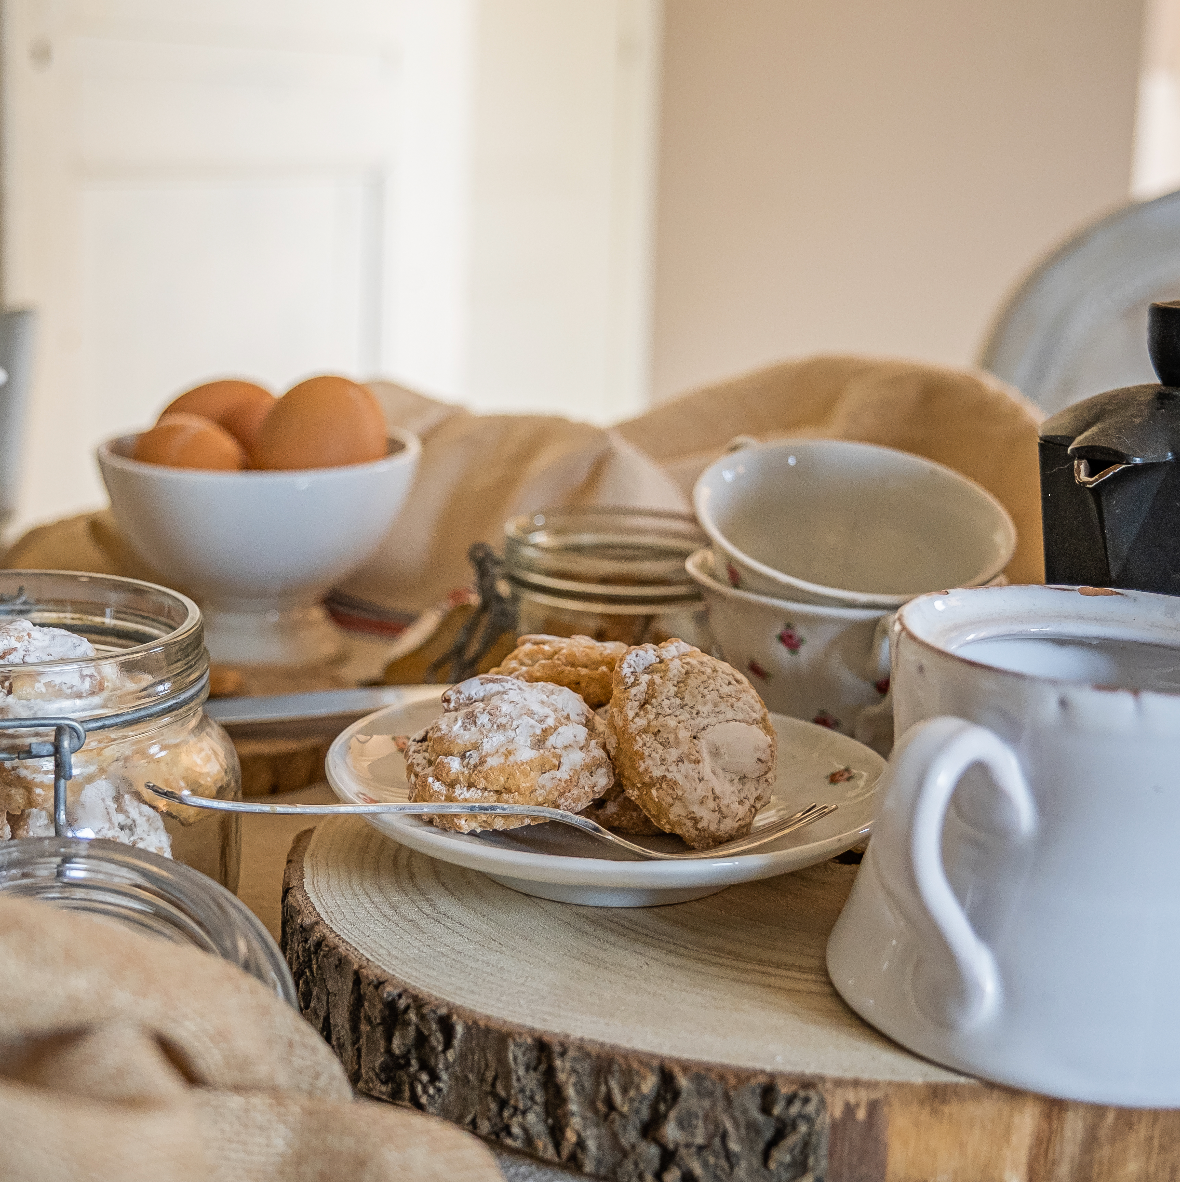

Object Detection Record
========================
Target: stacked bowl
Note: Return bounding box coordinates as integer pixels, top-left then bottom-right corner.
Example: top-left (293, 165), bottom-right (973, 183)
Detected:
top-left (689, 439), bottom-right (1016, 751)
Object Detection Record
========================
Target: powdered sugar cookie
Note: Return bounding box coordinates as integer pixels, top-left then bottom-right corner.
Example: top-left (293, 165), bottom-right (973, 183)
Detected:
top-left (0, 741), bottom-right (121, 814)
top-left (609, 640), bottom-right (776, 849)
top-left (405, 674), bottom-right (614, 832)
top-left (0, 618), bottom-right (108, 710)
top-left (578, 707), bottom-right (664, 835)
top-left (6, 779), bottom-right (170, 855)
top-left (489, 634), bottom-right (627, 709)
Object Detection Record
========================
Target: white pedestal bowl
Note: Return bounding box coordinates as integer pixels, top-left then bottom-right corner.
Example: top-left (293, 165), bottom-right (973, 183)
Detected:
top-left (98, 429), bottom-right (420, 666)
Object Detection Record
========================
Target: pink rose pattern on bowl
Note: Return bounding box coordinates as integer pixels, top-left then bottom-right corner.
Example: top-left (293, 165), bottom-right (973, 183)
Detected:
top-left (686, 549), bottom-right (893, 754)
top-left (778, 624), bottom-right (805, 653)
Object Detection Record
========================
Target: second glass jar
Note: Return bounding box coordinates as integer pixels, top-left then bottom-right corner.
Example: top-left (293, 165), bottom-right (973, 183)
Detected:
top-left (502, 508), bottom-right (712, 650)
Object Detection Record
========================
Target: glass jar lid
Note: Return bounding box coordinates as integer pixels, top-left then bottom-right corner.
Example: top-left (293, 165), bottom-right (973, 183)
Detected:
top-left (503, 508), bottom-right (707, 605)
top-left (0, 570), bottom-right (206, 724)
top-left (0, 836), bottom-right (293, 1004)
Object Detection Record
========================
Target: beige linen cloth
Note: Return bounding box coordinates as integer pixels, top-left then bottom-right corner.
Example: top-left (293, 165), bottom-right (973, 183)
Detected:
top-left (4, 355), bottom-right (1045, 599)
top-left (0, 895), bottom-right (500, 1182)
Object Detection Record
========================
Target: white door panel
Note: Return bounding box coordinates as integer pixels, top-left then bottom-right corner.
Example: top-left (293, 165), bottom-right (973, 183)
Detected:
top-left (3, 0), bottom-right (659, 532)
top-left (5, 1), bottom-right (400, 527)
top-left (78, 175), bottom-right (381, 435)
top-left (77, 38), bottom-right (399, 166)
top-left (66, 0), bottom-right (401, 42)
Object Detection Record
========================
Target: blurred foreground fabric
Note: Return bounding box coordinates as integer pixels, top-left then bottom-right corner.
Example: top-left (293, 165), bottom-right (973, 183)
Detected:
top-left (0, 896), bottom-right (500, 1182)
top-left (4, 355), bottom-right (1045, 600)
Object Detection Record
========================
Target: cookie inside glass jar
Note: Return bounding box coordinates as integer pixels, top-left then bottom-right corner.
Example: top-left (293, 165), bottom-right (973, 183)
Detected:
top-left (0, 619), bottom-right (171, 851)
top-left (0, 572), bottom-right (242, 889)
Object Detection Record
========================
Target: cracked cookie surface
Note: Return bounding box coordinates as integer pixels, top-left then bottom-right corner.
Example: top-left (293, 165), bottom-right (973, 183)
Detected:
top-left (489, 634), bottom-right (627, 709)
top-left (405, 674), bottom-right (614, 832)
top-left (609, 640), bottom-right (776, 849)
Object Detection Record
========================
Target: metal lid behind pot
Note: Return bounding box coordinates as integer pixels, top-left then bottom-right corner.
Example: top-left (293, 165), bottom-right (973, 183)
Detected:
top-left (1039, 302), bottom-right (1180, 467)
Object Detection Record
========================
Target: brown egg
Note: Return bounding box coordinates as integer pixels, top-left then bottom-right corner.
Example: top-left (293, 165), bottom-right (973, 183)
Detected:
top-left (134, 413), bottom-right (248, 471)
top-left (160, 379), bottom-right (276, 452)
top-left (250, 375), bottom-right (387, 470)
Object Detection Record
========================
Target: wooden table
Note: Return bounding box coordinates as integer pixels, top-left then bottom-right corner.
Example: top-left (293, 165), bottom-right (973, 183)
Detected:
top-left (279, 817), bottom-right (1180, 1182)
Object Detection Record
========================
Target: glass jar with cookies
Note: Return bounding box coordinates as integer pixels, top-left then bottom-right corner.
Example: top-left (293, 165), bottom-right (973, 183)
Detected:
top-left (502, 508), bottom-right (712, 650)
top-left (0, 571), bottom-right (241, 890)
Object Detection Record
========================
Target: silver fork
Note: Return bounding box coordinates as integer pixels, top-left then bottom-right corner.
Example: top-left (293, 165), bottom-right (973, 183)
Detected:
top-left (143, 783), bottom-right (837, 861)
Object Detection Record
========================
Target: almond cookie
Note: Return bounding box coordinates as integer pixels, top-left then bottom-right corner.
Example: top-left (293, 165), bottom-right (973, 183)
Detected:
top-left (0, 744), bottom-right (120, 815)
top-left (609, 640), bottom-right (776, 849)
top-left (489, 634), bottom-right (627, 709)
top-left (405, 674), bottom-right (614, 833)
top-left (579, 707), bottom-right (664, 835)
top-left (0, 620), bottom-right (113, 814)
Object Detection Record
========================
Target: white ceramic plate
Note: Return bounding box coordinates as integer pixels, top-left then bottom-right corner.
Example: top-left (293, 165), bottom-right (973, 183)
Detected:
top-left (325, 689), bottom-right (883, 907)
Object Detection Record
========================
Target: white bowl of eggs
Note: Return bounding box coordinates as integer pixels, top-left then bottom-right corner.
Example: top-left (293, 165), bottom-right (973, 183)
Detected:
top-left (98, 375), bottom-right (420, 666)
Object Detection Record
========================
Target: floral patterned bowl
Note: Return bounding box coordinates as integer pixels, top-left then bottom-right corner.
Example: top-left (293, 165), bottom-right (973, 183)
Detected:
top-left (693, 438), bottom-right (1015, 608)
top-left (687, 549), bottom-right (893, 754)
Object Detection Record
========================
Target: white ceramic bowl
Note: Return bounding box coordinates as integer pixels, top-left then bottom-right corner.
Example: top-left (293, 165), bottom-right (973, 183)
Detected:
top-left (98, 429), bottom-right (420, 665)
top-left (693, 439), bottom-right (1016, 608)
top-left (687, 549), bottom-right (892, 750)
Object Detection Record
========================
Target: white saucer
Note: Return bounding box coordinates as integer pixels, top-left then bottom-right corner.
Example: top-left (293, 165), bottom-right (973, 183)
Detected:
top-left (325, 689), bottom-right (883, 907)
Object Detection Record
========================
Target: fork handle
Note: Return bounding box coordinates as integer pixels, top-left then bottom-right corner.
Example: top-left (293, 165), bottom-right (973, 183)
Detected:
top-left (142, 783), bottom-right (834, 861)
top-left (591, 802), bottom-right (837, 860)
top-left (143, 783), bottom-right (609, 824)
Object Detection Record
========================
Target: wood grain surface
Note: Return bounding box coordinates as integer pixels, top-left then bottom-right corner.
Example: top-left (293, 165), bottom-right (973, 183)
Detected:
top-left (282, 820), bottom-right (1180, 1182)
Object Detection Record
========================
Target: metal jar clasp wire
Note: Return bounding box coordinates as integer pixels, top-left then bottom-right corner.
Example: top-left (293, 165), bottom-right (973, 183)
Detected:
top-left (0, 719), bottom-right (87, 836)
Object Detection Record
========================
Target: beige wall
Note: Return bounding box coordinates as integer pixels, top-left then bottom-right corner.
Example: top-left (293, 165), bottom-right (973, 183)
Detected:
top-left (463, 0), bottom-right (660, 424)
top-left (651, 0), bottom-right (1146, 403)
top-left (1134, 0), bottom-right (1180, 197)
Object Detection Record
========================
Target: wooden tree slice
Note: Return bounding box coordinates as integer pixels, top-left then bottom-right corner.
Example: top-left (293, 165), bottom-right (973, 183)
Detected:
top-left (283, 820), bottom-right (1180, 1182)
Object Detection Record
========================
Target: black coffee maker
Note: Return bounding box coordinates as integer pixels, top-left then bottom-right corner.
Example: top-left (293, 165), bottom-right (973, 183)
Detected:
top-left (1039, 301), bottom-right (1180, 594)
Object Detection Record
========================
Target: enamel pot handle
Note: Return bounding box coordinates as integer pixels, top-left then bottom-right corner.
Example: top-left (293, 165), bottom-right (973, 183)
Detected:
top-left (882, 717), bottom-right (1036, 1030)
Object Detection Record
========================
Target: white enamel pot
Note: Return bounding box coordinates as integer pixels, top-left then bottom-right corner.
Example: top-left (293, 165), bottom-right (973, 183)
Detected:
top-left (828, 584), bottom-right (1180, 1106)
